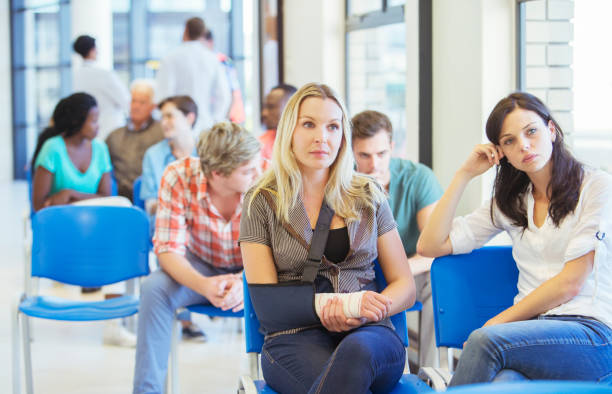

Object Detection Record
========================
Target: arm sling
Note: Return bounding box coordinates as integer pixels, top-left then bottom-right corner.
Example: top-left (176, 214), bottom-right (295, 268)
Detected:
top-left (247, 200), bottom-right (335, 335)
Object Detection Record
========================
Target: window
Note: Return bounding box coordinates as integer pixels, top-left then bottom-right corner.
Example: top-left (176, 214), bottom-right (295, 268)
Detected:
top-left (11, 0), bottom-right (71, 179)
top-left (345, 0), bottom-right (431, 165)
top-left (518, 0), bottom-right (611, 172)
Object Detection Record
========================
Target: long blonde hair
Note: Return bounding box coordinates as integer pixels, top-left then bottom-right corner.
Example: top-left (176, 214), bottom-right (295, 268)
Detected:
top-left (248, 83), bottom-right (386, 223)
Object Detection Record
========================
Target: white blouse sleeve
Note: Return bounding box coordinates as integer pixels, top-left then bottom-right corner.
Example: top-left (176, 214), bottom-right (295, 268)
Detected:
top-left (564, 171), bottom-right (612, 264)
top-left (449, 199), bottom-right (505, 255)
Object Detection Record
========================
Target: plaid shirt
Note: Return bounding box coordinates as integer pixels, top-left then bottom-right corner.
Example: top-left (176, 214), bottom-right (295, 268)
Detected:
top-left (153, 157), bottom-right (243, 268)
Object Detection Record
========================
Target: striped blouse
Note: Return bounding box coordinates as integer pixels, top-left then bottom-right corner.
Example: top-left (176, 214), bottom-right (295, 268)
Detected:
top-left (239, 187), bottom-right (397, 293)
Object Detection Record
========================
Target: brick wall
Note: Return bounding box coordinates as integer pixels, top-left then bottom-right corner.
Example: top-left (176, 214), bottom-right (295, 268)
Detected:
top-left (524, 0), bottom-right (574, 135)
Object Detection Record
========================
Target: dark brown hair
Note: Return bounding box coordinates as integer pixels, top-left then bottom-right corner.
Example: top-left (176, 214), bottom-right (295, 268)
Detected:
top-left (185, 17), bottom-right (206, 40)
top-left (159, 95), bottom-right (198, 127)
top-left (351, 110), bottom-right (393, 142)
top-left (486, 92), bottom-right (584, 229)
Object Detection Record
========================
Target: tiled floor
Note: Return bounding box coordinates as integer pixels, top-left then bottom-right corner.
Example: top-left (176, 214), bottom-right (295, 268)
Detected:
top-left (2, 181), bottom-right (249, 394)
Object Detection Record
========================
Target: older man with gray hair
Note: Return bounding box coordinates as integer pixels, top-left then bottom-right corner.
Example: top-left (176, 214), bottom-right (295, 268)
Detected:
top-left (106, 79), bottom-right (164, 200)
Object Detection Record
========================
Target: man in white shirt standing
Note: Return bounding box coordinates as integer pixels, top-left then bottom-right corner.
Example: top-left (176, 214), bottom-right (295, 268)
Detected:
top-left (155, 17), bottom-right (231, 134)
top-left (72, 35), bottom-right (130, 141)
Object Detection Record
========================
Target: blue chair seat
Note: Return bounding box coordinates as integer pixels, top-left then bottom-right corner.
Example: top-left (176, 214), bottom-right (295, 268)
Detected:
top-left (445, 381), bottom-right (612, 393)
top-left (251, 373), bottom-right (432, 393)
top-left (19, 294), bottom-right (139, 321)
top-left (185, 304), bottom-right (244, 318)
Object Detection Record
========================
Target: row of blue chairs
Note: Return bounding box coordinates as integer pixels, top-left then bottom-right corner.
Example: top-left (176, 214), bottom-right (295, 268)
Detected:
top-left (12, 206), bottom-right (609, 393)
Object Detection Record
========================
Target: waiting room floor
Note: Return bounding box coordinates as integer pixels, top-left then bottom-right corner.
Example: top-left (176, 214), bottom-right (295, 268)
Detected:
top-left (1, 181), bottom-right (249, 393)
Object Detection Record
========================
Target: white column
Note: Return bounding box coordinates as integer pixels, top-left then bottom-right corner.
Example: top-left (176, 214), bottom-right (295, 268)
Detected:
top-left (70, 0), bottom-right (114, 69)
top-left (282, 0), bottom-right (345, 96)
top-left (0, 1), bottom-right (13, 182)
top-left (432, 0), bottom-right (515, 214)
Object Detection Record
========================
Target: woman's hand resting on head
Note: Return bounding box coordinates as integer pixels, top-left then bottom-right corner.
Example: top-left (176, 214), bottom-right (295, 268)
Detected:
top-left (459, 143), bottom-right (505, 179)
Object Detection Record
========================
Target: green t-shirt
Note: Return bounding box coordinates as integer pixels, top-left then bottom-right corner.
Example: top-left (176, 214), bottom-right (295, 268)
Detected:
top-left (34, 135), bottom-right (113, 195)
top-left (387, 158), bottom-right (443, 256)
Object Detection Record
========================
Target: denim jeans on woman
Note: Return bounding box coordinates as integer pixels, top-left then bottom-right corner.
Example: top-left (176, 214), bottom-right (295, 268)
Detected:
top-left (261, 325), bottom-right (406, 394)
top-left (449, 315), bottom-right (612, 386)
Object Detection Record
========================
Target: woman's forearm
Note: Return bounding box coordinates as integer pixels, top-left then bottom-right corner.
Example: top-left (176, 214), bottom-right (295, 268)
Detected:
top-left (486, 252), bottom-right (595, 326)
top-left (417, 170), bottom-right (473, 257)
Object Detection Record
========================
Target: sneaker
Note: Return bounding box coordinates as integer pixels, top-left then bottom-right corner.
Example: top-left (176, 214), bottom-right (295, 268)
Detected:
top-left (182, 323), bottom-right (207, 342)
top-left (81, 286), bottom-right (102, 293)
top-left (103, 321), bottom-right (137, 347)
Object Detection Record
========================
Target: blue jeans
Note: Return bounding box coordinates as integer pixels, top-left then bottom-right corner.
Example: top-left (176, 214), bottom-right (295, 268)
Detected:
top-left (132, 251), bottom-right (240, 394)
top-left (261, 325), bottom-right (406, 394)
top-left (449, 315), bottom-right (612, 386)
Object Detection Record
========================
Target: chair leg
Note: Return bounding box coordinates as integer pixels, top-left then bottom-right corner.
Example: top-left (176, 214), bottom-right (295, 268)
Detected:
top-left (12, 299), bottom-right (21, 394)
top-left (248, 353), bottom-right (259, 381)
top-left (417, 310), bottom-right (422, 368)
top-left (22, 314), bottom-right (33, 394)
top-left (167, 318), bottom-right (181, 394)
top-left (447, 348), bottom-right (454, 374)
top-left (435, 347), bottom-right (441, 368)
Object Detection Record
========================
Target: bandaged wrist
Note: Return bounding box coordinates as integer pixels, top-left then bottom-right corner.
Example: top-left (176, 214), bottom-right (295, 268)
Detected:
top-left (314, 291), bottom-right (366, 318)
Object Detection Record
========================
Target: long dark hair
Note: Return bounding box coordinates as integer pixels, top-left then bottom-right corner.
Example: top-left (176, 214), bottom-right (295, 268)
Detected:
top-left (486, 92), bottom-right (584, 229)
top-left (30, 92), bottom-right (97, 169)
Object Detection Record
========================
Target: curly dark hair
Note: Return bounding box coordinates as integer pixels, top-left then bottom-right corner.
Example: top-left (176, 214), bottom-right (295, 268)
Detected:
top-left (486, 92), bottom-right (584, 229)
top-left (30, 92), bottom-right (98, 169)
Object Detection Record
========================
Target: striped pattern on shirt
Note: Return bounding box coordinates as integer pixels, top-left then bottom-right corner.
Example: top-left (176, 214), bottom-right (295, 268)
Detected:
top-left (239, 187), bottom-right (397, 293)
top-left (154, 157), bottom-right (242, 268)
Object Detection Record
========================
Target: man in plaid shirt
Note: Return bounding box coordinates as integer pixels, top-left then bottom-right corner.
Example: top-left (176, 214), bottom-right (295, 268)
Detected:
top-left (133, 122), bottom-right (261, 393)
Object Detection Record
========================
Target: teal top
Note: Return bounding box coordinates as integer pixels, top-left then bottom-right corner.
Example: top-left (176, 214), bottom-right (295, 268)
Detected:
top-left (387, 158), bottom-right (443, 256)
top-left (34, 135), bottom-right (113, 195)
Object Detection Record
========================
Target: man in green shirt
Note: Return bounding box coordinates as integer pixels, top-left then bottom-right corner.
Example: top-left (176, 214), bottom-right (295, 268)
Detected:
top-left (352, 110), bottom-right (443, 368)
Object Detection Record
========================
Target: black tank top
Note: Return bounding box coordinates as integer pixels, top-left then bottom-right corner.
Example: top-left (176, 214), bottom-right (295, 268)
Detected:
top-left (323, 226), bottom-right (349, 264)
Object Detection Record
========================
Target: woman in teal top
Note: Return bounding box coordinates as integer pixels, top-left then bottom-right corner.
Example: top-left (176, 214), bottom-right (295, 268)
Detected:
top-left (32, 92), bottom-right (113, 212)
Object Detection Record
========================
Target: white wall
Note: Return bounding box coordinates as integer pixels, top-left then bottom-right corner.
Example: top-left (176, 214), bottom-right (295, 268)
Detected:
top-left (283, 0), bottom-right (345, 96)
top-left (71, 0), bottom-right (114, 69)
top-left (432, 0), bottom-right (515, 215)
top-left (0, 2), bottom-right (13, 182)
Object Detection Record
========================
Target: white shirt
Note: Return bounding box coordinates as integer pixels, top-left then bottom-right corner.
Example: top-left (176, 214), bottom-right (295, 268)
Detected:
top-left (449, 169), bottom-right (612, 328)
top-left (155, 41), bottom-right (231, 133)
top-left (73, 60), bottom-right (130, 140)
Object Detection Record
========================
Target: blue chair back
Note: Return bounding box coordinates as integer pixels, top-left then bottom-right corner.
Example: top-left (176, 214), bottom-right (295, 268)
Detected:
top-left (243, 259), bottom-right (410, 353)
top-left (132, 176), bottom-right (145, 209)
top-left (430, 246), bottom-right (518, 349)
top-left (31, 206), bottom-right (150, 287)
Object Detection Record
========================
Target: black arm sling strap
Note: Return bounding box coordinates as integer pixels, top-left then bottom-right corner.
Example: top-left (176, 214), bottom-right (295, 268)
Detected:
top-left (247, 199), bottom-right (335, 335)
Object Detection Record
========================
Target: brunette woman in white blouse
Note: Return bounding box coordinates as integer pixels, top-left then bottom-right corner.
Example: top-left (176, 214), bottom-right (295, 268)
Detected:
top-left (417, 92), bottom-right (612, 386)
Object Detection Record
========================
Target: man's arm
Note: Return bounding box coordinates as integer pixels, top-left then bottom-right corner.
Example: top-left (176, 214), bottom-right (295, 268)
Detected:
top-left (158, 251), bottom-right (239, 310)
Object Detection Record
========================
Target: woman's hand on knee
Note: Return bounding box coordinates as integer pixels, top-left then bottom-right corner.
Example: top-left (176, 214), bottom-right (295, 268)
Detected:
top-left (359, 291), bottom-right (391, 323)
top-left (321, 298), bottom-right (363, 332)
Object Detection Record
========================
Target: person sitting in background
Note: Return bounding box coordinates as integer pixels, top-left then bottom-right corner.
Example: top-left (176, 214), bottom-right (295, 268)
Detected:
top-left (240, 83), bottom-right (416, 393)
top-left (351, 110), bottom-right (443, 368)
top-left (258, 84), bottom-right (297, 168)
top-left (31, 93), bottom-right (112, 212)
top-left (105, 79), bottom-right (164, 200)
top-left (204, 29), bottom-right (245, 124)
top-left (140, 96), bottom-right (197, 217)
top-left (133, 122), bottom-right (261, 393)
top-left (31, 92), bottom-right (135, 346)
top-left (72, 35), bottom-right (130, 140)
top-left (140, 95), bottom-right (201, 341)
top-left (417, 92), bottom-right (612, 385)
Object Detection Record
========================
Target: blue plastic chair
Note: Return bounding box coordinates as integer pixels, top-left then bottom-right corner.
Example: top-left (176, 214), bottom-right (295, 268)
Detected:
top-left (418, 246), bottom-right (518, 389)
top-left (11, 206), bottom-right (151, 394)
top-left (238, 260), bottom-right (432, 394)
top-left (132, 176), bottom-right (145, 210)
top-left (445, 381), bottom-right (612, 393)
